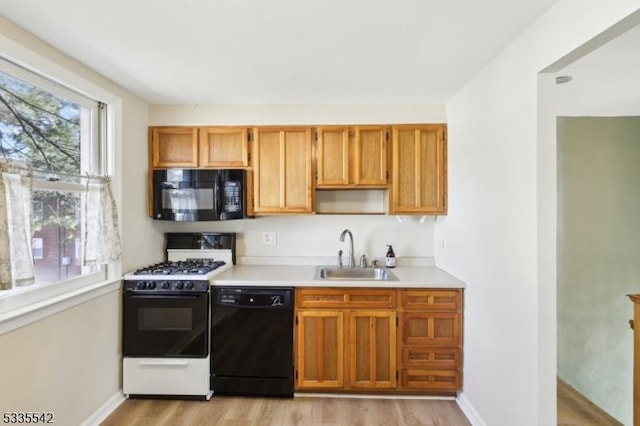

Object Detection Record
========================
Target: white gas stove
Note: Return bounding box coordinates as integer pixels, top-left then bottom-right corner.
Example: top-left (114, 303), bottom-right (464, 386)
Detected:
top-left (122, 232), bottom-right (236, 401)
top-left (123, 250), bottom-right (233, 288)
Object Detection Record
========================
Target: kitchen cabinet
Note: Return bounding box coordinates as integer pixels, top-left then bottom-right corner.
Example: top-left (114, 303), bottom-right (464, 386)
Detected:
top-left (316, 126), bottom-right (388, 188)
top-left (150, 127), bottom-right (199, 168)
top-left (296, 309), bottom-right (344, 388)
top-left (149, 122), bottom-right (448, 216)
top-left (348, 310), bottom-right (396, 389)
top-left (252, 127), bottom-right (314, 214)
top-left (149, 126), bottom-right (249, 168)
top-left (296, 287), bottom-right (463, 394)
top-left (398, 289), bottom-right (462, 393)
top-left (390, 124), bottom-right (447, 214)
top-left (295, 288), bottom-right (396, 391)
top-left (199, 127), bottom-right (249, 167)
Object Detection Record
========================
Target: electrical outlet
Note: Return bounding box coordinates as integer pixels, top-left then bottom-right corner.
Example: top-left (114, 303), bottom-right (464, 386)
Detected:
top-left (262, 231), bottom-right (277, 245)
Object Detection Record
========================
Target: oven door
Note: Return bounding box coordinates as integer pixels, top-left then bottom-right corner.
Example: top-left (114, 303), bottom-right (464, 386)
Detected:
top-left (123, 291), bottom-right (209, 358)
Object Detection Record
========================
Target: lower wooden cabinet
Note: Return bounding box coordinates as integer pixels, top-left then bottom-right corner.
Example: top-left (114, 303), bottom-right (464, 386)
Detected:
top-left (295, 289), bottom-right (396, 391)
top-left (296, 309), bottom-right (344, 388)
top-left (348, 310), bottom-right (396, 389)
top-left (398, 289), bottom-right (463, 393)
top-left (295, 288), bottom-right (463, 395)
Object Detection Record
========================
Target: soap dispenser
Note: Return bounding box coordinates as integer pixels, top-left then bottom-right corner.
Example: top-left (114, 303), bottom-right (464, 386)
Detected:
top-left (385, 245), bottom-right (396, 268)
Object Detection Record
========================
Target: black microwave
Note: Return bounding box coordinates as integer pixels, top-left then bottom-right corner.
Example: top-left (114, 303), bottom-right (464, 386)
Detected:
top-left (152, 169), bottom-right (248, 221)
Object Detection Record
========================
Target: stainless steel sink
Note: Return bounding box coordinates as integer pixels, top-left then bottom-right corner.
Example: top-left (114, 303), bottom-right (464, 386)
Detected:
top-left (314, 266), bottom-right (398, 281)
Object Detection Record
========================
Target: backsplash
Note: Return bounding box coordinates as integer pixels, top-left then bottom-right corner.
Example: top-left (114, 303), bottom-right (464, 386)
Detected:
top-left (155, 214), bottom-right (435, 261)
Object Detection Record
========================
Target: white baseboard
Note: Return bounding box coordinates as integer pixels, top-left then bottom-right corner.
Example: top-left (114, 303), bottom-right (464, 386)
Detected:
top-left (456, 392), bottom-right (486, 426)
top-left (81, 391), bottom-right (125, 426)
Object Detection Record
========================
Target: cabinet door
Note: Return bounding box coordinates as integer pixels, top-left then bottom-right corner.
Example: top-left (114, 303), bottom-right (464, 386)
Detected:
top-left (150, 127), bottom-right (199, 167)
top-left (199, 127), bottom-right (249, 167)
top-left (296, 310), bottom-right (344, 389)
top-left (354, 126), bottom-right (388, 186)
top-left (253, 127), bottom-right (313, 213)
top-left (348, 310), bottom-right (396, 389)
top-left (391, 125), bottom-right (446, 214)
top-left (316, 127), bottom-right (350, 186)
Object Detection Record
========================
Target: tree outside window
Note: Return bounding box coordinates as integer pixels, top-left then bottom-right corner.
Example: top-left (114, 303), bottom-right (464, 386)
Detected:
top-left (0, 67), bottom-right (97, 286)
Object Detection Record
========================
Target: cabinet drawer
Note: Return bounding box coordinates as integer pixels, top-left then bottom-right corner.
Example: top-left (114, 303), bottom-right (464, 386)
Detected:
top-left (297, 288), bottom-right (396, 309)
top-left (123, 357), bottom-right (210, 396)
top-left (402, 347), bottom-right (461, 369)
top-left (400, 368), bottom-right (461, 392)
top-left (399, 290), bottom-right (461, 311)
top-left (401, 312), bottom-right (461, 346)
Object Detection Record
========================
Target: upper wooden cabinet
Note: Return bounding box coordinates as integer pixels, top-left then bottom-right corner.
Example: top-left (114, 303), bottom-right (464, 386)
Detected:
top-left (390, 124), bottom-right (447, 215)
top-left (355, 126), bottom-right (388, 186)
top-left (199, 127), bottom-right (249, 167)
top-left (149, 126), bottom-right (249, 168)
top-left (150, 127), bottom-right (199, 168)
top-left (252, 127), bottom-right (314, 214)
top-left (316, 126), bottom-right (388, 188)
top-left (150, 123), bottom-right (448, 216)
top-left (316, 127), bottom-right (349, 186)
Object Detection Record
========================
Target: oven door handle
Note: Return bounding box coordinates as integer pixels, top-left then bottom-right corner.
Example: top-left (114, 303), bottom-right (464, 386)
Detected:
top-left (137, 360), bottom-right (191, 367)
top-left (127, 294), bottom-right (206, 300)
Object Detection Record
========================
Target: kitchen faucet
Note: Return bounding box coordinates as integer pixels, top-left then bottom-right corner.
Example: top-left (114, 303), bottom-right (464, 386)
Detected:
top-left (339, 229), bottom-right (355, 268)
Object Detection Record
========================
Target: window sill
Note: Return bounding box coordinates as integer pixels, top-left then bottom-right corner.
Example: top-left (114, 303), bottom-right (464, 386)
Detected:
top-left (0, 277), bottom-right (121, 335)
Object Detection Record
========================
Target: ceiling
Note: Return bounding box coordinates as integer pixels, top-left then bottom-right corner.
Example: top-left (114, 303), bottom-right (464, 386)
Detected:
top-left (0, 0), bottom-right (560, 105)
top-left (555, 23), bottom-right (640, 116)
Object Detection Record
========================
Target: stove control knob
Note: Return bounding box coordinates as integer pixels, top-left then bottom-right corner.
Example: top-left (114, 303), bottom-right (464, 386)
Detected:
top-left (161, 281), bottom-right (170, 290)
top-left (135, 281), bottom-right (146, 290)
top-left (184, 281), bottom-right (194, 290)
top-left (175, 281), bottom-right (184, 290)
top-left (146, 282), bottom-right (157, 289)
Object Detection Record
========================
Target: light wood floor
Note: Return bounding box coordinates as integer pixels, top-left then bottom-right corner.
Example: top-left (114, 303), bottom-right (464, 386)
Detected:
top-left (100, 379), bottom-right (623, 426)
top-left (557, 379), bottom-right (623, 426)
top-left (101, 396), bottom-right (471, 426)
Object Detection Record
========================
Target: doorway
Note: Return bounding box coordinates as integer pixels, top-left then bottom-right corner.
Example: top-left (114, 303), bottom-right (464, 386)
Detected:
top-left (553, 24), bottom-right (640, 426)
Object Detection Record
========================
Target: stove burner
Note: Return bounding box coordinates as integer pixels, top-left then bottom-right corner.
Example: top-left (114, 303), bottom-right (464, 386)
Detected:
top-left (133, 259), bottom-right (226, 276)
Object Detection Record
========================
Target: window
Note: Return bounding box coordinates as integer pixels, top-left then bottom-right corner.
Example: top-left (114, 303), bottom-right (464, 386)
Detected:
top-left (32, 238), bottom-right (43, 260)
top-left (0, 58), bottom-right (108, 293)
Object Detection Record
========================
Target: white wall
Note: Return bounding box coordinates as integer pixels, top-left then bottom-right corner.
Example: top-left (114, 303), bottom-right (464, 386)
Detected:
top-left (149, 104), bottom-right (446, 126)
top-left (557, 117), bottom-right (640, 425)
top-left (0, 292), bottom-right (120, 426)
top-left (0, 15), bottom-right (153, 424)
top-left (436, 1), bottom-right (640, 425)
top-left (155, 214), bottom-right (436, 262)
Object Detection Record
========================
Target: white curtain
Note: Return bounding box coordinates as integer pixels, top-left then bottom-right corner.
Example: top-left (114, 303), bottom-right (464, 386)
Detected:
top-left (0, 165), bottom-right (35, 290)
top-left (83, 176), bottom-right (123, 266)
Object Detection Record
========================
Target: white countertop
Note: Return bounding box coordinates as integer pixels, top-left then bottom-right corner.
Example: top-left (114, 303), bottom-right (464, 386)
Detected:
top-left (211, 264), bottom-right (465, 288)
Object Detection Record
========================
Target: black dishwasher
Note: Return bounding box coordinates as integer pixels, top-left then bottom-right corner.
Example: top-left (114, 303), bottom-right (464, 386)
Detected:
top-left (211, 287), bottom-right (294, 397)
